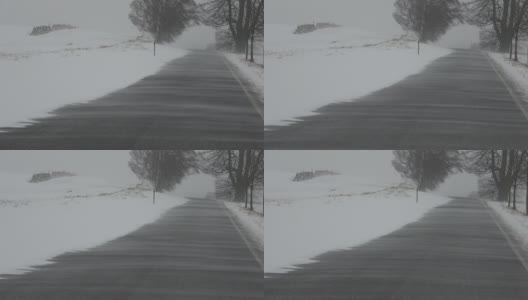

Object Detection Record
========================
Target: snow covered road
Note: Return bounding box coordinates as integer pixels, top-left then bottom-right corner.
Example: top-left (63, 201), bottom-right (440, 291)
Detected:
top-left (0, 197), bottom-right (263, 299)
top-left (266, 50), bottom-right (528, 149)
top-left (0, 50), bottom-right (263, 149)
top-left (266, 197), bottom-right (528, 300)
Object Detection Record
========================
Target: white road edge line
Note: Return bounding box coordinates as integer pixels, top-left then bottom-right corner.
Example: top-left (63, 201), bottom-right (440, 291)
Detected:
top-left (218, 199), bottom-right (264, 270)
top-left (479, 198), bottom-right (528, 274)
top-left (484, 51), bottom-right (528, 122)
top-left (221, 54), bottom-right (264, 120)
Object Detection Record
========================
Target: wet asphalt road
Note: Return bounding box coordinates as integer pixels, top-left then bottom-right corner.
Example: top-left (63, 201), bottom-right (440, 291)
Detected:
top-left (0, 51), bottom-right (263, 150)
top-left (265, 197), bottom-right (528, 300)
top-left (266, 50), bottom-right (528, 149)
top-left (0, 198), bottom-right (263, 300)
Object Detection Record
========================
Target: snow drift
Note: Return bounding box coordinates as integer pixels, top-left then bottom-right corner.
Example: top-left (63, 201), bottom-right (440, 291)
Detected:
top-left (264, 170), bottom-right (451, 274)
top-left (0, 172), bottom-right (187, 277)
top-left (265, 24), bottom-right (452, 127)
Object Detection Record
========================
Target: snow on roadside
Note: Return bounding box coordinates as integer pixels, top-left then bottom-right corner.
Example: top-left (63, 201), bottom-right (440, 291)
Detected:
top-left (264, 170), bottom-right (451, 274)
top-left (487, 200), bottom-right (528, 252)
top-left (224, 200), bottom-right (263, 252)
top-left (0, 26), bottom-right (187, 129)
top-left (224, 53), bottom-right (264, 102)
top-left (488, 52), bottom-right (528, 100)
top-left (265, 24), bottom-right (452, 127)
top-left (0, 172), bottom-right (187, 277)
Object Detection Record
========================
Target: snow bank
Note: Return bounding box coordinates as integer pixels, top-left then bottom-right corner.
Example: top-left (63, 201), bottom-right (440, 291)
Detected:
top-left (265, 24), bottom-right (452, 127)
top-left (264, 170), bottom-right (451, 274)
top-left (224, 201), bottom-right (263, 252)
top-left (224, 53), bottom-right (264, 101)
top-left (0, 26), bottom-right (187, 129)
top-left (0, 172), bottom-right (187, 277)
top-left (488, 52), bottom-right (528, 99)
top-left (487, 200), bottom-right (528, 253)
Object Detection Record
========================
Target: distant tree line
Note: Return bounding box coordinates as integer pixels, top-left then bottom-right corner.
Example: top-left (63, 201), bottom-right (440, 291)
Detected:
top-left (129, 0), bottom-right (199, 55)
top-left (393, 0), bottom-right (528, 58)
top-left (201, 0), bottom-right (264, 62)
top-left (392, 150), bottom-right (528, 215)
top-left (392, 150), bottom-right (462, 202)
top-left (204, 150), bottom-right (264, 212)
top-left (129, 150), bottom-right (198, 203)
top-left (467, 0), bottom-right (528, 59)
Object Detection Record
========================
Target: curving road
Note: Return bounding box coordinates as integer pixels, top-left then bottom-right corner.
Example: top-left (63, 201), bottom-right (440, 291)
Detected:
top-left (265, 50), bottom-right (528, 149)
top-left (265, 197), bottom-right (528, 300)
top-left (0, 197), bottom-right (263, 299)
top-left (0, 51), bottom-right (263, 150)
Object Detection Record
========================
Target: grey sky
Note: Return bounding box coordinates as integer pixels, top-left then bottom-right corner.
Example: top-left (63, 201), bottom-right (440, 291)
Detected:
top-left (265, 151), bottom-right (478, 198)
top-left (0, 0), bottom-right (137, 33)
top-left (266, 0), bottom-right (479, 48)
top-left (0, 0), bottom-right (214, 49)
top-left (0, 151), bottom-right (214, 197)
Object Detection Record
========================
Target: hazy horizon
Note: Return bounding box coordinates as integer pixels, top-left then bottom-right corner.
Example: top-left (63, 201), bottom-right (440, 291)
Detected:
top-left (266, 0), bottom-right (479, 49)
top-left (265, 151), bottom-right (479, 198)
top-left (0, 151), bottom-right (215, 198)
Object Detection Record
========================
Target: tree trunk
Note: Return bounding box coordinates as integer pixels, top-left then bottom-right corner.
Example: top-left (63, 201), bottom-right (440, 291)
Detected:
top-left (262, 191), bottom-right (264, 216)
top-left (526, 168), bottom-right (528, 215)
top-left (498, 184), bottom-right (510, 202)
top-left (244, 188), bottom-right (248, 209)
top-left (234, 184), bottom-right (246, 203)
top-left (245, 39), bottom-right (249, 60)
top-left (417, 40), bottom-right (420, 55)
top-left (250, 183), bottom-right (254, 211)
top-left (153, 189), bottom-right (156, 205)
top-left (515, 31), bottom-right (519, 61)
top-left (416, 187), bottom-right (419, 203)
top-left (154, 41), bottom-right (156, 57)
top-left (500, 34), bottom-right (513, 53)
top-left (513, 179), bottom-right (517, 210)
top-left (235, 35), bottom-right (248, 53)
top-left (250, 33), bottom-right (255, 62)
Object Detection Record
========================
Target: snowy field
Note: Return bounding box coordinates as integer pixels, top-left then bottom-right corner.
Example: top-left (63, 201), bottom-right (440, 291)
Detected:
top-left (0, 172), bottom-right (186, 277)
top-left (265, 24), bottom-right (452, 127)
top-left (264, 170), bottom-right (451, 274)
top-left (0, 26), bottom-right (187, 129)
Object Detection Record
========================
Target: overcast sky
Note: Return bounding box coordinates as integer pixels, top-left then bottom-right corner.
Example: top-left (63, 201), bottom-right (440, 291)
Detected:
top-left (266, 0), bottom-right (479, 48)
top-left (0, 151), bottom-right (215, 197)
top-left (266, 151), bottom-right (479, 198)
top-left (0, 0), bottom-right (214, 48)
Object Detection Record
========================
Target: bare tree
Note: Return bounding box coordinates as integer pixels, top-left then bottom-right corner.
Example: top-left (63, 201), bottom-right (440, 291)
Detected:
top-left (392, 150), bottom-right (462, 202)
top-left (467, 0), bottom-right (528, 53)
top-left (129, 0), bottom-right (198, 55)
top-left (247, 149), bottom-right (263, 210)
top-left (394, 0), bottom-right (463, 53)
top-left (204, 150), bottom-right (263, 206)
top-left (201, 0), bottom-right (264, 53)
top-left (129, 150), bottom-right (197, 203)
top-left (466, 150), bottom-right (527, 202)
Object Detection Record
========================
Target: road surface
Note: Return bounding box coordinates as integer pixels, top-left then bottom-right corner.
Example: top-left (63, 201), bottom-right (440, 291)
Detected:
top-left (265, 197), bottom-right (528, 300)
top-left (0, 51), bottom-right (263, 150)
top-left (266, 50), bottom-right (528, 149)
top-left (0, 198), bottom-right (263, 299)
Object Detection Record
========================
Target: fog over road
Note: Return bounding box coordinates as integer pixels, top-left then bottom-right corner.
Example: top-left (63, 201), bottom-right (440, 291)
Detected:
top-left (265, 50), bottom-right (528, 149)
top-left (265, 197), bottom-right (528, 300)
top-left (0, 50), bottom-right (263, 150)
top-left (0, 197), bottom-right (263, 300)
